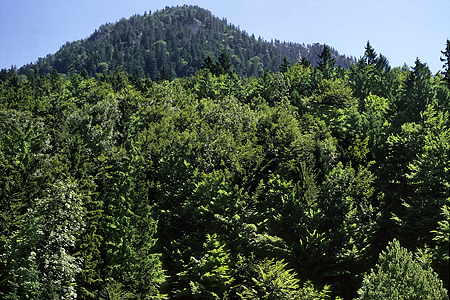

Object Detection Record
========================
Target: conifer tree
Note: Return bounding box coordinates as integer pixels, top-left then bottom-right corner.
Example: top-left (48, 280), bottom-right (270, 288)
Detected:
top-left (299, 56), bottom-right (311, 67)
top-left (156, 65), bottom-right (171, 82)
top-left (216, 50), bottom-right (233, 75)
top-left (396, 58), bottom-right (434, 125)
top-left (317, 44), bottom-right (335, 79)
top-left (175, 233), bottom-right (232, 299)
top-left (363, 41), bottom-right (377, 66)
top-left (201, 55), bottom-right (216, 72)
top-left (279, 57), bottom-right (291, 73)
top-left (81, 68), bottom-right (89, 80)
top-left (98, 154), bottom-right (166, 299)
top-left (431, 205), bottom-right (450, 290)
top-left (441, 39), bottom-right (450, 86)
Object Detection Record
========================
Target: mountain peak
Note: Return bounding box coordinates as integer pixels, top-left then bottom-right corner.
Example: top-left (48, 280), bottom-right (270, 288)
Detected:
top-left (18, 5), bottom-right (355, 79)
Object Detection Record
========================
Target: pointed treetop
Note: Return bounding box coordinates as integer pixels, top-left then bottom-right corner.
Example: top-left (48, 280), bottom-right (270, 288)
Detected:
top-left (200, 51), bottom-right (234, 76)
top-left (201, 55), bottom-right (215, 71)
top-left (157, 65), bottom-right (171, 82)
top-left (217, 50), bottom-right (232, 75)
top-left (440, 39), bottom-right (450, 85)
top-left (364, 41), bottom-right (377, 65)
top-left (317, 44), bottom-right (335, 79)
top-left (279, 57), bottom-right (291, 73)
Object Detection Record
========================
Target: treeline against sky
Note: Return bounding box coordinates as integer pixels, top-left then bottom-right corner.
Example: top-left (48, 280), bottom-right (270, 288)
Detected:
top-left (16, 5), bottom-right (355, 80)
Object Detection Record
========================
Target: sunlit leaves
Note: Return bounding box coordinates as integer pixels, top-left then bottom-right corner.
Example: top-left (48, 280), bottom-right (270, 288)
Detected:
top-left (238, 258), bottom-right (301, 300)
top-left (1, 39), bottom-right (449, 298)
top-left (175, 233), bottom-right (232, 299)
top-left (357, 239), bottom-right (447, 300)
top-left (4, 180), bottom-right (84, 300)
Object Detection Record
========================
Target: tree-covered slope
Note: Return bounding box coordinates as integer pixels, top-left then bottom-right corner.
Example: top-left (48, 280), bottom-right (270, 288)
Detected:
top-left (17, 5), bottom-right (355, 79)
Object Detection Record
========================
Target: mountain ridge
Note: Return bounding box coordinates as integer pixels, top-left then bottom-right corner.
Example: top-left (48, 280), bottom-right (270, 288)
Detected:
top-left (17, 5), bottom-right (356, 79)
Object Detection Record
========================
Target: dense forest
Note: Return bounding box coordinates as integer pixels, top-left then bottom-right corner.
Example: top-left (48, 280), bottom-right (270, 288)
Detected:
top-left (16, 5), bottom-right (355, 80)
top-left (1, 5), bottom-right (450, 300)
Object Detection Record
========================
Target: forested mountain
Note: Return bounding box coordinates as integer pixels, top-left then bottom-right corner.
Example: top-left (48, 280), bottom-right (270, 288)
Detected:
top-left (16, 5), bottom-right (355, 79)
top-left (1, 5), bottom-right (450, 300)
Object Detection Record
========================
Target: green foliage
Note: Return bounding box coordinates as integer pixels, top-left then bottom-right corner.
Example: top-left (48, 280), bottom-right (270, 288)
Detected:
top-left (34, 181), bottom-right (84, 299)
top-left (357, 239), bottom-right (447, 300)
top-left (298, 162), bottom-right (376, 298)
top-left (238, 258), bottom-right (334, 300)
top-left (361, 94), bottom-right (390, 156)
top-left (238, 259), bottom-right (301, 300)
top-left (349, 42), bottom-right (396, 115)
top-left (395, 58), bottom-right (435, 126)
top-left (175, 233), bottom-right (232, 299)
top-left (97, 152), bottom-right (166, 299)
top-left (441, 39), bottom-right (450, 86)
top-left (253, 70), bottom-right (290, 105)
top-left (387, 106), bottom-right (449, 253)
top-left (432, 205), bottom-right (450, 262)
top-left (317, 44), bottom-right (336, 80)
top-left (4, 180), bottom-right (84, 300)
top-left (98, 280), bottom-right (135, 300)
top-left (16, 6), bottom-right (354, 80)
top-left (1, 37), bottom-right (449, 299)
top-left (310, 78), bottom-right (356, 109)
top-left (279, 57), bottom-right (291, 73)
top-left (429, 204), bottom-right (450, 291)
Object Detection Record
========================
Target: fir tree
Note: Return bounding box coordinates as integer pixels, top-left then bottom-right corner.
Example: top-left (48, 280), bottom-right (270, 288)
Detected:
top-left (363, 41), bottom-right (377, 66)
top-left (156, 65), bottom-right (171, 82)
top-left (279, 56), bottom-right (291, 73)
top-left (441, 39), bottom-right (450, 86)
top-left (317, 44), bottom-right (335, 79)
top-left (216, 50), bottom-right (233, 75)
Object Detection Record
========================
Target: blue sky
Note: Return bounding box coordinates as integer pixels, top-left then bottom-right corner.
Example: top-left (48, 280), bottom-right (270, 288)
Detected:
top-left (1, 0), bottom-right (449, 73)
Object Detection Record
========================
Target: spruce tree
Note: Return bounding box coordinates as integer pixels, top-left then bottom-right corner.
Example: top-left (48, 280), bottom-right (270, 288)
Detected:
top-left (216, 50), bottom-right (232, 75)
top-left (300, 56), bottom-right (311, 67)
top-left (201, 55), bottom-right (216, 72)
top-left (317, 44), bottom-right (335, 79)
top-left (396, 58), bottom-right (434, 125)
top-left (441, 39), bottom-right (450, 86)
top-left (156, 65), bottom-right (171, 82)
top-left (363, 41), bottom-right (377, 66)
top-left (279, 56), bottom-right (291, 73)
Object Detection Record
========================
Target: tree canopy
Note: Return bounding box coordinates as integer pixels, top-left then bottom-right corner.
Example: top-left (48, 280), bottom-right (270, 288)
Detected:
top-left (0, 19), bottom-right (449, 300)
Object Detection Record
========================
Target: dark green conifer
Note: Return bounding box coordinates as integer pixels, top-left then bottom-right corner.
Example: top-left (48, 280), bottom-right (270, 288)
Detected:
top-left (156, 65), bottom-right (171, 82)
top-left (201, 55), bottom-right (215, 72)
top-left (317, 44), bottom-right (335, 79)
top-left (216, 50), bottom-right (232, 75)
top-left (363, 41), bottom-right (377, 65)
top-left (441, 39), bottom-right (450, 86)
top-left (279, 56), bottom-right (291, 73)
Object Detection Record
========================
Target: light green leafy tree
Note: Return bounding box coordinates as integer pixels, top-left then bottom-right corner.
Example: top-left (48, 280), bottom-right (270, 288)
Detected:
top-left (238, 258), bottom-right (333, 300)
top-left (4, 180), bottom-right (84, 300)
top-left (431, 204), bottom-right (450, 288)
top-left (175, 233), bottom-right (233, 299)
top-left (357, 239), bottom-right (447, 300)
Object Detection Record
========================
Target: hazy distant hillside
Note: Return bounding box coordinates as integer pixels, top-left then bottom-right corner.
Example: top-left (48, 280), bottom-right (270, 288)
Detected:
top-left (274, 42), bottom-right (355, 69)
top-left (18, 5), bottom-right (355, 79)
